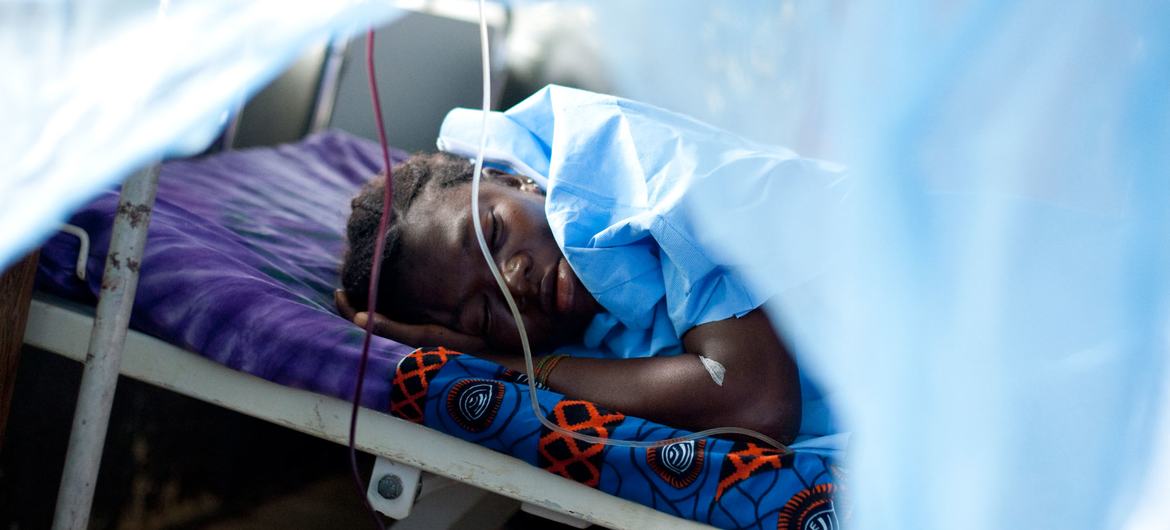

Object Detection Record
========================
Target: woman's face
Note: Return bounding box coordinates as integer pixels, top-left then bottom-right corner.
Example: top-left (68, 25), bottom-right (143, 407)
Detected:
top-left (385, 175), bottom-right (600, 354)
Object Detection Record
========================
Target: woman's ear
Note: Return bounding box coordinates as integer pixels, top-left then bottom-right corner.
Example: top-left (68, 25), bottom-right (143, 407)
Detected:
top-left (482, 168), bottom-right (544, 195)
top-left (482, 168), bottom-right (526, 188)
top-left (481, 167), bottom-right (513, 182)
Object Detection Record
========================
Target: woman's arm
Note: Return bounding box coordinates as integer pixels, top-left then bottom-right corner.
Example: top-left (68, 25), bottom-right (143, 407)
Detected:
top-left (482, 308), bottom-right (801, 444)
top-left (544, 308), bottom-right (800, 443)
top-left (336, 290), bottom-right (801, 443)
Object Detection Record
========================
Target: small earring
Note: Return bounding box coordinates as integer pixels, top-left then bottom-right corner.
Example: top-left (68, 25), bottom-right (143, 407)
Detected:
top-left (522, 177), bottom-right (545, 195)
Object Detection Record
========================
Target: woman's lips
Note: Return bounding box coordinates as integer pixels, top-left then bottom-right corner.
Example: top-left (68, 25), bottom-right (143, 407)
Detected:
top-left (539, 263), bottom-right (556, 315)
top-left (555, 258), bottom-right (575, 314)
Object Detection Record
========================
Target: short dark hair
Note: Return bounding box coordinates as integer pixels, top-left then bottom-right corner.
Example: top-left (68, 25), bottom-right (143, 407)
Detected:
top-left (340, 152), bottom-right (475, 314)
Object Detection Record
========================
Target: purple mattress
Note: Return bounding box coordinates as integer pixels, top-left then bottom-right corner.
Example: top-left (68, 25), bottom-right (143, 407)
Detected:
top-left (36, 131), bottom-right (413, 409)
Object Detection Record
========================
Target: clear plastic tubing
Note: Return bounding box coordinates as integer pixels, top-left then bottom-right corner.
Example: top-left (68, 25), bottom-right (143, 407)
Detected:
top-left (467, 0), bottom-right (789, 453)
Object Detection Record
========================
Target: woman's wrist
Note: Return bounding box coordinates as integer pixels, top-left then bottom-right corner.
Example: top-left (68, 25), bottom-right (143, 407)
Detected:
top-left (535, 354), bottom-right (568, 388)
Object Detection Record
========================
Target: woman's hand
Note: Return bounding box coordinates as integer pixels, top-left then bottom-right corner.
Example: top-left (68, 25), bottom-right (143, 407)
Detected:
top-left (541, 308), bottom-right (801, 444)
top-left (334, 289), bottom-right (487, 353)
top-left (336, 289), bottom-right (799, 442)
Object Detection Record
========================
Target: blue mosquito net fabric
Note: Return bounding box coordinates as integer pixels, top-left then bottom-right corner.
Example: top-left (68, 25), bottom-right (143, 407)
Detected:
top-left (656, 2), bottom-right (1168, 529)
top-left (460, 0), bottom-right (1169, 527)
top-left (0, 0), bottom-right (401, 271)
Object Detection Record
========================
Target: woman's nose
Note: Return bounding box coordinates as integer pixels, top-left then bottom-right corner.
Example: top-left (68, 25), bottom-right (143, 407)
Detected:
top-left (502, 252), bottom-right (532, 301)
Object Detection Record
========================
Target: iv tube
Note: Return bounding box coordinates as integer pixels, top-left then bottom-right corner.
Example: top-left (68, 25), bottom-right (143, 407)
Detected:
top-left (349, 28), bottom-right (393, 530)
top-left (467, 0), bottom-right (790, 453)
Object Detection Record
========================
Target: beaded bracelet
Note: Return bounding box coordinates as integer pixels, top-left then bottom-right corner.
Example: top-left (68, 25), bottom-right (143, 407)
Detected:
top-left (534, 354), bottom-right (567, 389)
top-left (532, 354), bottom-right (556, 387)
top-left (533, 353), bottom-right (555, 376)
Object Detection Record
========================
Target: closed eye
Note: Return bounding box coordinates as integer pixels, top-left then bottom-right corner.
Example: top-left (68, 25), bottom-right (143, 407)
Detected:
top-left (481, 293), bottom-right (492, 336)
top-left (490, 210), bottom-right (501, 251)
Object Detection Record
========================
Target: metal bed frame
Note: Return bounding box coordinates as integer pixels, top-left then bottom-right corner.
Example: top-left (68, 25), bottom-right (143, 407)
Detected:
top-left (24, 294), bottom-right (709, 529)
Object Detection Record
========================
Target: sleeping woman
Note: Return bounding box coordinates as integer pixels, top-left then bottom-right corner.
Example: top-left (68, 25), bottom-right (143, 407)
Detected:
top-left (339, 84), bottom-right (842, 444)
top-left (334, 152), bottom-right (803, 444)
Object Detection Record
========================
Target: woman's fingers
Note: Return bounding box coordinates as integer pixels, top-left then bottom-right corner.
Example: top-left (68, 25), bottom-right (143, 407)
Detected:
top-left (353, 311), bottom-right (397, 337)
top-left (337, 289), bottom-right (487, 352)
top-left (354, 311), bottom-right (487, 353)
top-left (334, 289), bottom-right (358, 320)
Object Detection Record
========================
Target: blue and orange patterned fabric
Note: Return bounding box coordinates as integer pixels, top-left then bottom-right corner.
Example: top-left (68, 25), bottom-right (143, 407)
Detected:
top-left (392, 347), bottom-right (844, 529)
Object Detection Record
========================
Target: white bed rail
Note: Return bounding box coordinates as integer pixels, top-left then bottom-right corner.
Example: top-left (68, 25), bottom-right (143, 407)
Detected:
top-left (25, 297), bottom-right (713, 529)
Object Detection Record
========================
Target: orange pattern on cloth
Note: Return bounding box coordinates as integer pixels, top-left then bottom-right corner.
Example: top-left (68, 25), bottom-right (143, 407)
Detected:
top-left (776, 483), bottom-right (837, 530)
top-left (389, 347), bottom-right (461, 423)
top-left (538, 400), bottom-right (626, 487)
top-left (715, 443), bottom-right (785, 500)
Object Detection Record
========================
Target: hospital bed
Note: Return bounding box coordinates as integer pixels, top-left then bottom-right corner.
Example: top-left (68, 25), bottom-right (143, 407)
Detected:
top-left (24, 124), bottom-right (834, 529)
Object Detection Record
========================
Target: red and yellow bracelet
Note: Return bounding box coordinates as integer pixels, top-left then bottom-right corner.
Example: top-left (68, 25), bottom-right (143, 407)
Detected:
top-left (534, 354), bottom-right (567, 389)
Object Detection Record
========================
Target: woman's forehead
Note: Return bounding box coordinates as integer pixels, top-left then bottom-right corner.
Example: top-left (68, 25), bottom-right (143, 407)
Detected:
top-left (404, 185), bottom-right (469, 250)
top-left (391, 184), bottom-right (478, 324)
top-left (403, 179), bottom-right (516, 252)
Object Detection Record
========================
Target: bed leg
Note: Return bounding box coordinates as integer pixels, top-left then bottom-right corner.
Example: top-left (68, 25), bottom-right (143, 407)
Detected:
top-left (0, 250), bottom-right (39, 451)
top-left (366, 456), bottom-right (423, 520)
top-left (367, 460), bottom-right (520, 530)
top-left (51, 164), bottom-right (160, 530)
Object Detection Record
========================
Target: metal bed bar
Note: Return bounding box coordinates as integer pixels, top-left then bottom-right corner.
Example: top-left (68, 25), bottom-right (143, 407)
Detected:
top-left (25, 295), bottom-right (710, 529)
top-left (52, 164), bottom-right (160, 530)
